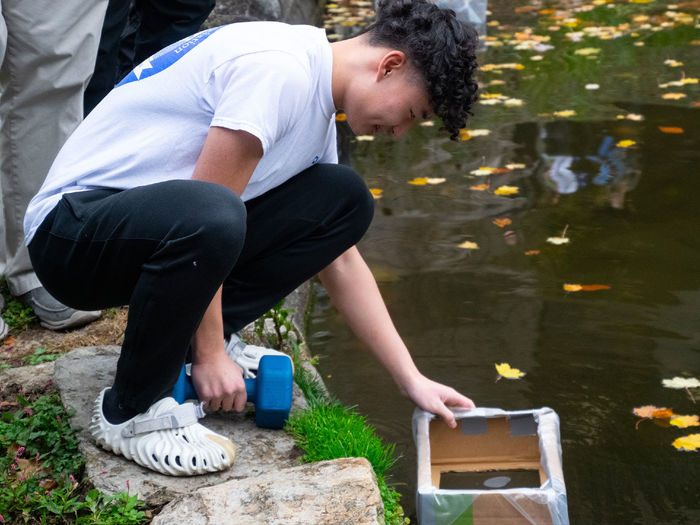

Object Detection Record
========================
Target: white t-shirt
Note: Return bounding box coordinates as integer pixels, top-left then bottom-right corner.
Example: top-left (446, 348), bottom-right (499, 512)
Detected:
top-left (24, 21), bottom-right (337, 245)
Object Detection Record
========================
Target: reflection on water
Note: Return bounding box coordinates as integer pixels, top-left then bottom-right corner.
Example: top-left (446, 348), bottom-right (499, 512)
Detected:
top-left (312, 1), bottom-right (700, 523)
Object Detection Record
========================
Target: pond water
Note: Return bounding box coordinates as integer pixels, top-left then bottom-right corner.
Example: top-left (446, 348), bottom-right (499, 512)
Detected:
top-left (313, 1), bottom-right (700, 523)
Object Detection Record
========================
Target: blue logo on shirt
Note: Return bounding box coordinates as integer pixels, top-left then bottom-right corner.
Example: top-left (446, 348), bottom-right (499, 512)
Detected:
top-left (117, 26), bottom-right (223, 87)
top-left (312, 155), bottom-right (320, 165)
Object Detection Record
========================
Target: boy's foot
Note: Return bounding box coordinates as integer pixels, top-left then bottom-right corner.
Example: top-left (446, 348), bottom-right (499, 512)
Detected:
top-left (19, 287), bottom-right (101, 330)
top-left (225, 333), bottom-right (293, 378)
top-left (89, 388), bottom-right (236, 476)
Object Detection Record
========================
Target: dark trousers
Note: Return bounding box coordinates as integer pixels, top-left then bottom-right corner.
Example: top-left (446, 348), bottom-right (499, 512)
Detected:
top-left (85, 0), bottom-right (216, 115)
top-left (28, 164), bottom-right (373, 412)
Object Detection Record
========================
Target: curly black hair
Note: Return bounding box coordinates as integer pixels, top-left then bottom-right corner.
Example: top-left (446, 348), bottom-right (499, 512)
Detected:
top-left (366, 0), bottom-right (479, 139)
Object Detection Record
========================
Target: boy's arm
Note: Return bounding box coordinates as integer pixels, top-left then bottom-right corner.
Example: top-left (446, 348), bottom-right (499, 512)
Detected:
top-left (318, 246), bottom-right (475, 428)
top-left (189, 126), bottom-right (263, 411)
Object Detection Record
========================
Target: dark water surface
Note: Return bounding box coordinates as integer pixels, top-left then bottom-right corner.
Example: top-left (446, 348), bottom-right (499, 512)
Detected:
top-left (313, 2), bottom-right (700, 523)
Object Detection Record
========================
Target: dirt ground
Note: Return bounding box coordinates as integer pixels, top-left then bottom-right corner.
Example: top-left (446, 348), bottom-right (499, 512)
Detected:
top-left (1, 307), bottom-right (128, 368)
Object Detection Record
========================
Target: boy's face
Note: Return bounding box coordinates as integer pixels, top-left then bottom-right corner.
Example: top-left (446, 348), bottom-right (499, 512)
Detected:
top-left (343, 57), bottom-right (432, 138)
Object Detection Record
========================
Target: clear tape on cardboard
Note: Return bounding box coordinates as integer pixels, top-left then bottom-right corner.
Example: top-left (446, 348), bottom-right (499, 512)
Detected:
top-left (413, 407), bottom-right (569, 525)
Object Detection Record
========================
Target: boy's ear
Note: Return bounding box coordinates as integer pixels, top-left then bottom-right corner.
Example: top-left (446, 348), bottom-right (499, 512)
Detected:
top-left (376, 50), bottom-right (408, 81)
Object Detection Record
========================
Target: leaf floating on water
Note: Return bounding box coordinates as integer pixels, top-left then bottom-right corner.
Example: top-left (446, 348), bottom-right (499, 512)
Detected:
top-left (420, 121), bottom-right (435, 127)
top-left (547, 236), bottom-right (570, 245)
top-left (459, 129), bottom-right (472, 141)
top-left (494, 185), bottom-right (519, 195)
top-left (369, 188), bottom-right (383, 200)
top-left (470, 184), bottom-right (490, 191)
top-left (524, 250), bottom-right (540, 256)
top-left (662, 377), bottom-right (700, 389)
top-left (458, 240), bottom-right (479, 250)
top-left (616, 139), bottom-right (637, 148)
top-left (408, 177), bottom-right (446, 186)
top-left (470, 167), bottom-right (495, 176)
top-left (663, 59), bottom-right (684, 67)
top-left (574, 47), bottom-right (601, 56)
top-left (633, 406), bottom-right (673, 419)
top-left (658, 126), bottom-right (684, 134)
top-left (492, 218), bottom-right (512, 228)
top-left (506, 163), bottom-right (526, 170)
top-left (355, 135), bottom-right (374, 141)
top-left (616, 113), bottom-right (644, 121)
top-left (467, 129), bottom-right (491, 137)
top-left (504, 98), bottom-right (525, 106)
top-left (672, 433), bottom-right (700, 452)
top-left (662, 93), bottom-right (687, 100)
top-left (563, 284), bottom-right (611, 292)
top-left (554, 109), bottom-right (577, 118)
top-left (495, 362), bottom-right (526, 380)
top-left (670, 415), bottom-right (700, 429)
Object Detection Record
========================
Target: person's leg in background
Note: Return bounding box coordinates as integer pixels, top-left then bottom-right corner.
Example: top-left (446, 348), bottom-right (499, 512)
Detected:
top-left (85, 0), bottom-right (216, 116)
top-left (221, 163), bottom-right (375, 336)
top-left (0, 0), bottom-right (108, 330)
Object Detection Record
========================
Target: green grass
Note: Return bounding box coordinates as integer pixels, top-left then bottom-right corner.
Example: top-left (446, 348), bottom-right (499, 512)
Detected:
top-left (286, 343), bottom-right (409, 524)
top-left (0, 394), bottom-right (148, 524)
top-left (22, 347), bottom-right (62, 366)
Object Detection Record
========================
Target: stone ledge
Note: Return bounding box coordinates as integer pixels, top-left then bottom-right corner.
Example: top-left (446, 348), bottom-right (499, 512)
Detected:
top-left (151, 457), bottom-right (384, 525)
top-left (53, 346), bottom-right (308, 506)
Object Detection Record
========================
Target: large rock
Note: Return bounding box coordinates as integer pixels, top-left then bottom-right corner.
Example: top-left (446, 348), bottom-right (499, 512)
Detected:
top-left (151, 457), bottom-right (384, 525)
top-left (53, 346), bottom-right (307, 506)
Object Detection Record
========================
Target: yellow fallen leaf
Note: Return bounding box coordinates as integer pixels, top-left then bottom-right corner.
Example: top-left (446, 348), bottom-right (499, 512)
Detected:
top-left (426, 178), bottom-right (446, 185)
top-left (617, 113), bottom-right (644, 121)
top-left (470, 184), bottom-right (489, 191)
top-left (506, 163), bottom-right (526, 170)
top-left (480, 99), bottom-right (502, 106)
top-left (408, 177), bottom-right (428, 186)
top-left (554, 110), bottom-right (577, 117)
top-left (355, 135), bottom-right (374, 141)
top-left (335, 113), bottom-right (347, 121)
top-left (458, 240), bottom-right (479, 250)
top-left (504, 98), bottom-right (524, 106)
top-left (481, 93), bottom-right (503, 99)
top-left (369, 188), bottom-right (383, 199)
top-left (563, 284), bottom-right (611, 292)
top-left (467, 129), bottom-right (491, 137)
top-left (672, 433), bottom-right (700, 451)
top-left (662, 93), bottom-right (687, 100)
top-left (563, 284), bottom-right (583, 292)
top-left (574, 47), bottom-right (600, 55)
top-left (495, 362), bottom-right (526, 380)
top-left (492, 218), bottom-right (512, 228)
top-left (494, 185), bottom-right (519, 195)
top-left (670, 415), bottom-right (700, 428)
top-left (616, 139), bottom-right (636, 148)
top-left (524, 250), bottom-right (540, 256)
top-left (470, 167), bottom-right (495, 176)
top-left (420, 121), bottom-right (435, 127)
top-left (664, 59), bottom-right (684, 67)
top-left (459, 129), bottom-right (471, 141)
top-left (547, 236), bottom-right (570, 245)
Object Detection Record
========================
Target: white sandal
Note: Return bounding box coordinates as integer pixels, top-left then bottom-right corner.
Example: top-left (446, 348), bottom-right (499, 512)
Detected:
top-left (225, 334), bottom-right (293, 379)
top-left (89, 388), bottom-right (236, 476)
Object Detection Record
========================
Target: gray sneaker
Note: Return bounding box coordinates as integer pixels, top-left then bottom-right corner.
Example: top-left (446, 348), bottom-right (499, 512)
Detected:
top-left (0, 294), bottom-right (8, 339)
top-left (20, 287), bottom-right (101, 331)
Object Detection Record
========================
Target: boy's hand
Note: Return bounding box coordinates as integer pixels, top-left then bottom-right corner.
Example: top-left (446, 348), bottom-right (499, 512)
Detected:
top-left (190, 353), bottom-right (247, 412)
top-left (403, 374), bottom-right (475, 428)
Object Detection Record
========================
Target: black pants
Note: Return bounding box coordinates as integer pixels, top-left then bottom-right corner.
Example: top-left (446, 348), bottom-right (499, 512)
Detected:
top-left (85, 0), bottom-right (216, 115)
top-left (28, 164), bottom-right (373, 412)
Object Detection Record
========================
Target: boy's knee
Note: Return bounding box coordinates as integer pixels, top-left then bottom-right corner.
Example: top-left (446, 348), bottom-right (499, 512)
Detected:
top-left (325, 164), bottom-right (375, 238)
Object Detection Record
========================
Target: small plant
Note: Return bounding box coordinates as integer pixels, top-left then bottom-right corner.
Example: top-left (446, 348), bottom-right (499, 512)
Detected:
top-left (23, 347), bottom-right (62, 365)
top-left (0, 394), bottom-right (148, 524)
top-left (255, 300), bottom-right (293, 349)
top-left (1, 297), bottom-right (36, 332)
top-left (285, 399), bottom-right (408, 524)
